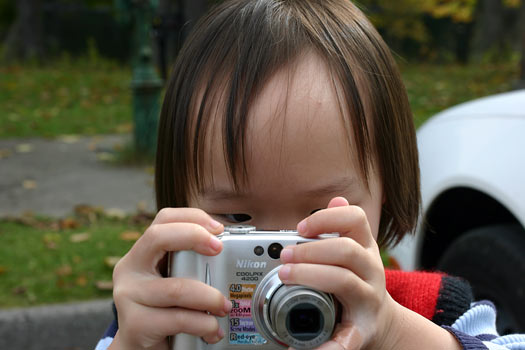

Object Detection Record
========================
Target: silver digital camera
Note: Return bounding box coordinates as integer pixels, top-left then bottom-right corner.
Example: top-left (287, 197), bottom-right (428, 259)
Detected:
top-left (169, 225), bottom-right (338, 350)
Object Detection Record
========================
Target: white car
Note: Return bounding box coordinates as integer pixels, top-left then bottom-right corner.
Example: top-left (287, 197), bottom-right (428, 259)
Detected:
top-left (391, 89), bottom-right (525, 334)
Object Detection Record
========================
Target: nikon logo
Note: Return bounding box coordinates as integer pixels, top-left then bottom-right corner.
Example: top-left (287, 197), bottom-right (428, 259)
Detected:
top-left (236, 259), bottom-right (267, 269)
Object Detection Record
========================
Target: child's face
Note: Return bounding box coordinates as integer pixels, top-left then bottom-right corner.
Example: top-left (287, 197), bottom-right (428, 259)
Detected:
top-left (190, 53), bottom-right (383, 239)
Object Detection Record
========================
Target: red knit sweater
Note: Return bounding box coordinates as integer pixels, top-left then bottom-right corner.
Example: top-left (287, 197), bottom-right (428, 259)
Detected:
top-left (385, 269), bottom-right (472, 325)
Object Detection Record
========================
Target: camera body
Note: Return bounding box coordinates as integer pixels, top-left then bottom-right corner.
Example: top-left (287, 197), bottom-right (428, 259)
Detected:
top-left (169, 225), bottom-right (338, 350)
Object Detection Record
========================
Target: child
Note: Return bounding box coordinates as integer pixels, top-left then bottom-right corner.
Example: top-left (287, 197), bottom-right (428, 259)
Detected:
top-left (97, 0), bottom-right (525, 349)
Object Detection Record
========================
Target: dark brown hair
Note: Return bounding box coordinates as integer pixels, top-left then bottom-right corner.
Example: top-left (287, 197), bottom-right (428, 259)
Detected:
top-left (155, 0), bottom-right (420, 248)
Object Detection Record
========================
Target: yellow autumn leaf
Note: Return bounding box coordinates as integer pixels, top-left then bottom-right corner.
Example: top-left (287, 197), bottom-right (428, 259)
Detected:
top-left (16, 143), bottom-right (34, 153)
top-left (105, 208), bottom-right (126, 219)
top-left (76, 275), bottom-right (88, 287)
top-left (96, 280), bottom-right (114, 291)
top-left (104, 256), bottom-right (121, 268)
top-left (55, 265), bottom-right (73, 277)
top-left (57, 134), bottom-right (80, 144)
top-left (70, 232), bottom-right (91, 243)
top-left (0, 149), bottom-right (12, 159)
top-left (22, 180), bottom-right (37, 189)
top-left (120, 231), bottom-right (141, 241)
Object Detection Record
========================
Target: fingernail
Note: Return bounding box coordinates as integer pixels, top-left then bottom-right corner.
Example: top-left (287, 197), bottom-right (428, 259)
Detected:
top-left (297, 219), bottom-right (308, 234)
top-left (279, 264), bottom-right (291, 282)
top-left (210, 235), bottom-right (222, 252)
top-left (217, 327), bottom-right (225, 339)
top-left (280, 248), bottom-right (293, 262)
top-left (224, 298), bottom-right (232, 314)
top-left (210, 219), bottom-right (222, 229)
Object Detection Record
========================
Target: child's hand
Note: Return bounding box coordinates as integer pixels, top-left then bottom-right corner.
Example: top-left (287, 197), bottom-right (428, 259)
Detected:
top-left (278, 197), bottom-right (395, 350)
top-left (109, 208), bottom-right (232, 350)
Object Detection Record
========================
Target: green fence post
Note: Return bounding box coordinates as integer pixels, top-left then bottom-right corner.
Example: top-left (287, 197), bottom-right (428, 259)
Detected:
top-left (116, 0), bottom-right (163, 156)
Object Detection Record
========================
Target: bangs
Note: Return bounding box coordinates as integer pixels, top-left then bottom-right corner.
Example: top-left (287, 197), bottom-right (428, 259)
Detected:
top-left (164, 0), bottom-right (374, 200)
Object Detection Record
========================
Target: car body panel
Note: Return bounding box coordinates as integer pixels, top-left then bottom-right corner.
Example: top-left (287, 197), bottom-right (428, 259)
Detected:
top-left (391, 89), bottom-right (525, 270)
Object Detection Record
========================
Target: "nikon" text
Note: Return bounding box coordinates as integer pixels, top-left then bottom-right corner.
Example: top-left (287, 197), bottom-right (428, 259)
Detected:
top-left (236, 259), bottom-right (267, 269)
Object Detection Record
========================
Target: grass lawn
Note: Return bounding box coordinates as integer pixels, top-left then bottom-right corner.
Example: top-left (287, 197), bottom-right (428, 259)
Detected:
top-left (0, 211), bottom-right (151, 308)
top-left (0, 56), bottom-right (133, 138)
top-left (400, 61), bottom-right (519, 127)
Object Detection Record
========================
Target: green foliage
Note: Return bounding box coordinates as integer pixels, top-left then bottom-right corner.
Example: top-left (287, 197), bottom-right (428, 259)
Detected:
top-left (400, 60), bottom-right (519, 127)
top-left (359, 0), bottom-right (430, 44)
top-left (359, 0), bottom-right (522, 54)
top-left (422, 0), bottom-right (478, 23)
top-left (0, 55), bottom-right (132, 138)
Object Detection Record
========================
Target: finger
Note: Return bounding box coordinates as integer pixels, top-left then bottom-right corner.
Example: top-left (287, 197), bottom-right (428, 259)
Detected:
top-left (125, 222), bottom-right (223, 273)
top-left (124, 306), bottom-right (225, 344)
top-left (297, 205), bottom-right (374, 248)
top-left (280, 238), bottom-right (375, 279)
top-left (152, 207), bottom-right (223, 235)
top-left (128, 277), bottom-right (232, 316)
top-left (278, 263), bottom-right (373, 304)
top-left (315, 323), bottom-right (365, 350)
top-left (327, 197), bottom-right (350, 209)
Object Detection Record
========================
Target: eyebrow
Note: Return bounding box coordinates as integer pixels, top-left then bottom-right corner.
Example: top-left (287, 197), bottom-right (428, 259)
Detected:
top-left (200, 176), bottom-right (360, 200)
top-left (303, 176), bottom-right (360, 197)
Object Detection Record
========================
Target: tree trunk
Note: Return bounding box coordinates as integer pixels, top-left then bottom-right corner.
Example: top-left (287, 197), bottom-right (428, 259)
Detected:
top-left (3, 0), bottom-right (44, 62)
top-left (519, 0), bottom-right (525, 87)
top-left (471, 0), bottom-right (504, 59)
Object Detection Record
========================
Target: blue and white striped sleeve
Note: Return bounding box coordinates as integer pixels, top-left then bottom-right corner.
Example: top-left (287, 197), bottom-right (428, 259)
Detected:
top-left (95, 319), bottom-right (117, 350)
top-left (444, 301), bottom-right (525, 350)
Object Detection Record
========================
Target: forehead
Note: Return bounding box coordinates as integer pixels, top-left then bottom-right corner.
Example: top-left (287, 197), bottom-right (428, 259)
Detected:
top-left (203, 52), bottom-right (362, 194)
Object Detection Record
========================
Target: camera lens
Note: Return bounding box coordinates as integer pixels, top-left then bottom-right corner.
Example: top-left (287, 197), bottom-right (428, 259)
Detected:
top-left (287, 303), bottom-right (324, 340)
top-left (268, 243), bottom-right (283, 259)
top-left (254, 246), bottom-right (264, 256)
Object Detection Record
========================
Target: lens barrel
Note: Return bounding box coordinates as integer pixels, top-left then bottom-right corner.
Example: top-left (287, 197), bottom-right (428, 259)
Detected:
top-left (253, 267), bottom-right (336, 349)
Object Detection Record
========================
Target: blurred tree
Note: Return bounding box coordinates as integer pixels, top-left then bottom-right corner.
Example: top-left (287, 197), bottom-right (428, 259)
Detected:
top-left (360, 0), bottom-right (521, 63)
top-left (0, 0), bottom-right (15, 42)
top-left (519, 0), bottom-right (525, 86)
top-left (3, 0), bottom-right (44, 62)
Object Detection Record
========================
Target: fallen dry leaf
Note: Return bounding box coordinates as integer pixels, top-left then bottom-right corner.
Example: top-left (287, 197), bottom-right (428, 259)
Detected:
top-left (96, 280), bottom-right (114, 291)
top-left (15, 143), bottom-right (34, 153)
top-left (104, 256), bottom-right (121, 269)
top-left (130, 211), bottom-right (155, 226)
top-left (0, 149), bottom-right (12, 159)
top-left (115, 122), bottom-right (133, 133)
top-left (76, 275), bottom-right (88, 287)
top-left (12, 286), bottom-right (27, 295)
top-left (120, 231), bottom-right (141, 241)
top-left (96, 152), bottom-right (115, 162)
top-left (57, 135), bottom-right (80, 144)
top-left (0, 266), bottom-right (7, 275)
top-left (59, 218), bottom-right (80, 230)
top-left (43, 232), bottom-right (61, 249)
top-left (144, 166), bottom-right (155, 175)
top-left (105, 208), bottom-right (126, 220)
top-left (55, 265), bottom-right (73, 277)
top-left (70, 232), bottom-right (91, 243)
top-left (22, 180), bottom-right (37, 189)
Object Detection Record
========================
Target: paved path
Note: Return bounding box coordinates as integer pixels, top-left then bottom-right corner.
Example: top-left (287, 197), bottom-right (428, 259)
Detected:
top-left (0, 134), bottom-right (155, 218)
top-left (0, 134), bottom-right (155, 349)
